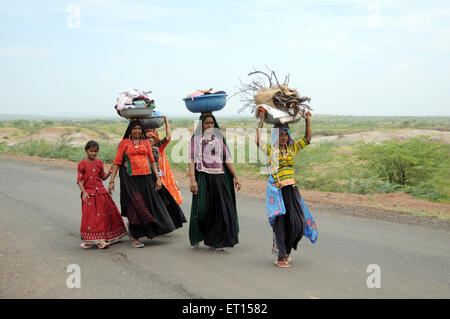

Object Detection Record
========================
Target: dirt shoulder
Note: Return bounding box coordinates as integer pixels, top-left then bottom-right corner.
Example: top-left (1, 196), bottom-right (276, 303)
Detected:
top-left (1, 154), bottom-right (449, 230)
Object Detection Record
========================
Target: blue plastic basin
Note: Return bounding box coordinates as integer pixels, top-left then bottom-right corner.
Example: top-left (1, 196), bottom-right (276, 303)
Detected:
top-left (183, 94), bottom-right (227, 113)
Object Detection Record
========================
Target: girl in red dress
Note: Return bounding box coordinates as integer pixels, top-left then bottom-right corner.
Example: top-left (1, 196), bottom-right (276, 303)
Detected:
top-left (77, 140), bottom-right (128, 249)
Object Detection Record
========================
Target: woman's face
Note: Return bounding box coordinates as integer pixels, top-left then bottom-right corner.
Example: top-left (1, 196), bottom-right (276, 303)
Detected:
top-left (130, 125), bottom-right (143, 139)
top-left (278, 130), bottom-right (289, 146)
top-left (148, 136), bottom-right (156, 146)
top-left (202, 117), bottom-right (215, 134)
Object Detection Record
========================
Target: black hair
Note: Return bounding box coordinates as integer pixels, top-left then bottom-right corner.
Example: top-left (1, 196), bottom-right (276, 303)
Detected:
top-left (85, 140), bottom-right (99, 151)
top-left (122, 120), bottom-right (147, 140)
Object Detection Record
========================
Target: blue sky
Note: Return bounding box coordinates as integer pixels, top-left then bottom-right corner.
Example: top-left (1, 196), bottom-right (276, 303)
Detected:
top-left (0, 0), bottom-right (449, 118)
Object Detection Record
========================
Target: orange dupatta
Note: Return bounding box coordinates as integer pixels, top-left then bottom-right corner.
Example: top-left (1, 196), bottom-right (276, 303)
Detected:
top-left (146, 129), bottom-right (183, 205)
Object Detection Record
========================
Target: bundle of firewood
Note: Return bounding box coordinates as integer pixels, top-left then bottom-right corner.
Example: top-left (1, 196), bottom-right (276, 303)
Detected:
top-left (233, 68), bottom-right (312, 118)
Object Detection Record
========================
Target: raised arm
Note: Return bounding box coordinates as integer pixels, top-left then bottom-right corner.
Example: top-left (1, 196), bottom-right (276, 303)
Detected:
top-left (256, 111), bottom-right (265, 148)
top-left (164, 116), bottom-right (171, 141)
top-left (304, 111), bottom-right (312, 143)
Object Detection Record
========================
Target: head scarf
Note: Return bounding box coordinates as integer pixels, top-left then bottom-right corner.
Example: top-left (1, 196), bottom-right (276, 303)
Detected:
top-left (123, 120), bottom-right (147, 140)
top-left (193, 114), bottom-right (225, 141)
top-left (271, 124), bottom-right (294, 148)
top-left (145, 129), bottom-right (160, 143)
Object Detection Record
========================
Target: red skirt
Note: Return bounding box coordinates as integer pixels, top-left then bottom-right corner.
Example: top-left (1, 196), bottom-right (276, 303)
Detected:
top-left (80, 191), bottom-right (128, 244)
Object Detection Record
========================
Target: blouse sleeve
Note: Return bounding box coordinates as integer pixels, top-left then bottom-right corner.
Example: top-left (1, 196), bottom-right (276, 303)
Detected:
top-left (291, 137), bottom-right (310, 153)
top-left (223, 141), bottom-right (232, 162)
top-left (158, 137), bottom-right (170, 152)
top-left (77, 161), bottom-right (84, 184)
top-left (259, 143), bottom-right (271, 157)
top-left (189, 137), bottom-right (195, 161)
top-left (113, 139), bottom-right (128, 165)
top-left (98, 160), bottom-right (106, 180)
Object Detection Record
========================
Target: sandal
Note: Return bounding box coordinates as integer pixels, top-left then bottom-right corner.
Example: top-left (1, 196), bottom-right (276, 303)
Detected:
top-left (209, 247), bottom-right (226, 252)
top-left (81, 243), bottom-right (93, 249)
top-left (131, 241), bottom-right (144, 248)
top-left (274, 260), bottom-right (291, 268)
top-left (192, 243), bottom-right (200, 248)
top-left (129, 235), bottom-right (144, 248)
top-left (97, 242), bottom-right (110, 249)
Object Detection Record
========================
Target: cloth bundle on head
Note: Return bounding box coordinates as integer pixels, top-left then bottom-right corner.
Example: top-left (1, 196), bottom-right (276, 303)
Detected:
top-left (145, 129), bottom-right (183, 205)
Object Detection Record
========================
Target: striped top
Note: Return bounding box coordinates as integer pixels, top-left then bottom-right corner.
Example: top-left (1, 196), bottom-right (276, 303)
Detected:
top-left (261, 137), bottom-right (309, 188)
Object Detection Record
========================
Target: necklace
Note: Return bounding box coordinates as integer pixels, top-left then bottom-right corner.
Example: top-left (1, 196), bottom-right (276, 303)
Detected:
top-left (132, 139), bottom-right (141, 148)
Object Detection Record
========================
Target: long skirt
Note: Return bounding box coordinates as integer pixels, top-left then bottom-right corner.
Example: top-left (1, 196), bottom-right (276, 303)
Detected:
top-left (119, 165), bottom-right (176, 240)
top-left (80, 191), bottom-right (128, 244)
top-left (189, 172), bottom-right (239, 248)
top-left (150, 173), bottom-right (187, 228)
top-left (272, 185), bottom-right (305, 258)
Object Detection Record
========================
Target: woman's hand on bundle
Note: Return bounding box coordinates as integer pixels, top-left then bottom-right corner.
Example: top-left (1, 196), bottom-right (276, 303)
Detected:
top-left (305, 111), bottom-right (312, 119)
top-left (258, 111), bottom-right (266, 127)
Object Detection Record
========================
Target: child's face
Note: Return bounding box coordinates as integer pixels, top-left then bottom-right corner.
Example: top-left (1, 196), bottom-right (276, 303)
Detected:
top-left (149, 136), bottom-right (156, 146)
top-left (86, 147), bottom-right (99, 160)
top-left (278, 130), bottom-right (290, 146)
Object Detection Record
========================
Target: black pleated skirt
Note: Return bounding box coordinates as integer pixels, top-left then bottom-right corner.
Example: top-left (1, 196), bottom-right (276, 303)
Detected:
top-left (273, 185), bottom-right (305, 257)
top-left (119, 165), bottom-right (176, 239)
top-left (150, 174), bottom-right (187, 229)
top-left (189, 172), bottom-right (239, 248)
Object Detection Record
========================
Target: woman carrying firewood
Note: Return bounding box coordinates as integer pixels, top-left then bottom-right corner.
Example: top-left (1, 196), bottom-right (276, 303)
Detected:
top-left (256, 110), bottom-right (317, 268)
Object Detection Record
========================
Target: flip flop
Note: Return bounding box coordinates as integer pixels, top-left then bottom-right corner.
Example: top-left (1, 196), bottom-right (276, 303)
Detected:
top-left (131, 241), bottom-right (144, 248)
top-left (209, 247), bottom-right (226, 252)
top-left (192, 243), bottom-right (200, 248)
top-left (81, 243), bottom-right (93, 249)
top-left (274, 260), bottom-right (291, 268)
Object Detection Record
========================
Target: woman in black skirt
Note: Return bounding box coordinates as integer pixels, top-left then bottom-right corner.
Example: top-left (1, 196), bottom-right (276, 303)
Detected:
top-left (108, 120), bottom-right (184, 248)
top-left (256, 111), bottom-right (313, 267)
top-left (188, 114), bottom-right (241, 251)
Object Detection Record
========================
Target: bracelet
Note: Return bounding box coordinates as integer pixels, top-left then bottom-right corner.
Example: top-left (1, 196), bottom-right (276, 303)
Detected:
top-left (109, 181), bottom-right (115, 184)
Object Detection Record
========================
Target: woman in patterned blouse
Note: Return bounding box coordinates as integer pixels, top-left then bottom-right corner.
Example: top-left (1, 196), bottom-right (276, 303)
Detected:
top-left (108, 120), bottom-right (179, 248)
top-left (256, 111), bottom-right (312, 268)
top-left (188, 114), bottom-right (241, 252)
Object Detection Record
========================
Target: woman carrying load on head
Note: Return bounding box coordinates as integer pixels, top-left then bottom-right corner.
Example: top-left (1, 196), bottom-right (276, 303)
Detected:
top-left (108, 120), bottom-right (178, 248)
top-left (145, 116), bottom-right (184, 205)
top-left (188, 113), bottom-right (241, 251)
top-left (145, 116), bottom-right (186, 228)
top-left (256, 110), bottom-right (317, 268)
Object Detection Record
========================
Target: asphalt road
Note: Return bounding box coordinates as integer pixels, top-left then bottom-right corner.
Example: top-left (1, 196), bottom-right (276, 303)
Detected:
top-left (0, 159), bottom-right (449, 299)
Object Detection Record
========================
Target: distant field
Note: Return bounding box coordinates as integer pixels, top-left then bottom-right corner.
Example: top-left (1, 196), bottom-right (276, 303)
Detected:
top-left (1, 115), bottom-right (449, 203)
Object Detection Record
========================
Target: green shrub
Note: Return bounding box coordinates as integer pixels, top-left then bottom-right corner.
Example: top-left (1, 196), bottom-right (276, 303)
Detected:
top-left (357, 137), bottom-right (445, 186)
